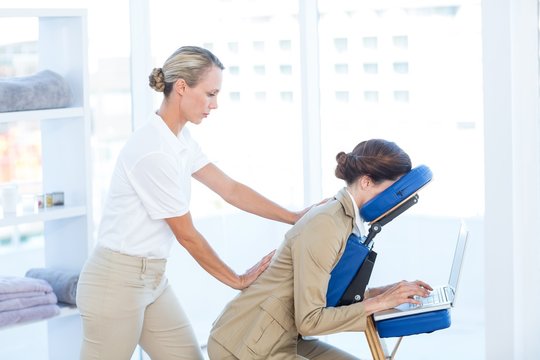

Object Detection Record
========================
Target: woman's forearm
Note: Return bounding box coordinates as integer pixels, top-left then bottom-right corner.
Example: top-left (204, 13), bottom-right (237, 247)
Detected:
top-left (224, 182), bottom-right (299, 224)
top-left (178, 231), bottom-right (242, 288)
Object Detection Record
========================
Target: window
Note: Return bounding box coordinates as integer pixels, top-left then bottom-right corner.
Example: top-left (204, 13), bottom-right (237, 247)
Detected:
top-left (280, 64), bottom-right (292, 75)
top-left (253, 64), bottom-right (266, 75)
top-left (393, 62), bottom-right (409, 74)
top-left (228, 65), bottom-right (240, 75)
top-left (335, 91), bottom-right (349, 102)
top-left (334, 38), bottom-right (348, 52)
top-left (253, 40), bottom-right (265, 51)
top-left (228, 41), bottom-right (239, 52)
top-left (363, 63), bottom-right (379, 74)
top-left (279, 39), bottom-right (292, 50)
top-left (393, 90), bottom-right (410, 102)
top-left (280, 91), bottom-right (293, 102)
top-left (335, 63), bottom-right (349, 74)
top-left (393, 35), bottom-right (408, 49)
top-left (318, 3), bottom-right (484, 358)
top-left (254, 91), bottom-right (267, 101)
top-left (362, 36), bottom-right (378, 49)
top-left (319, 3), bottom-right (483, 218)
top-left (364, 91), bottom-right (379, 103)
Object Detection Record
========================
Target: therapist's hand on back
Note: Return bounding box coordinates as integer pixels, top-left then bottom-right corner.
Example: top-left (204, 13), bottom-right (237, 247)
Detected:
top-left (234, 249), bottom-right (276, 290)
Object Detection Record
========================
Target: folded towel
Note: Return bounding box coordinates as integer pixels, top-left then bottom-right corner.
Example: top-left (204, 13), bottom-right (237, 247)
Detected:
top-left (0, 69), bottom-right (73, 112)
top-left (25, 268), bottom-right (79, 305)
top-left (0, 304), bottom-right (60, 328)
top-left (0, 291), bottom-right (51, 301)
top-left (0, 292), bottom-right (57, 312)
top-left (0, 277), bottom-right (53, 295)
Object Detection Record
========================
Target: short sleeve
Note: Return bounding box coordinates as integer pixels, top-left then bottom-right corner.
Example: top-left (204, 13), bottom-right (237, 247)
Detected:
top-left (128, 152), bottom-right (188, 220)
top-left (181, 127), bottom-right (209, 173)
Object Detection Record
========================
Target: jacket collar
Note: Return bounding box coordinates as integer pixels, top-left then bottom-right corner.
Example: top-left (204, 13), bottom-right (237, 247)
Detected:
top-left (335, 187), bottom-right (356, 221)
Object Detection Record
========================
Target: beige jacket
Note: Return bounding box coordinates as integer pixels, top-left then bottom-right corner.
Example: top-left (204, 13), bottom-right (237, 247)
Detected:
top-left (209, 188), bottom-right (369, 359)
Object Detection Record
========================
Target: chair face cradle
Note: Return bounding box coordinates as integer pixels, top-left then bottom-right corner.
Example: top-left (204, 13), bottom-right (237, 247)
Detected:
top-left (360, 165), bottom-right (433, 223)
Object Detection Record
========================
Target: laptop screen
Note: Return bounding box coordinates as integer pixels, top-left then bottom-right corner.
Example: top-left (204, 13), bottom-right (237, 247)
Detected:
top-left (448, 222), bottom-right (469, 293)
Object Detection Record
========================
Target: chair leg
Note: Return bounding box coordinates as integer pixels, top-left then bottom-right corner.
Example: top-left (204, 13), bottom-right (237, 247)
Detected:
top-left (365, 316), bottom-right (403, 360)
top-left (388, 336), bottom-right (403, 360)
top-left (365, 316), bottom-right (387, 360)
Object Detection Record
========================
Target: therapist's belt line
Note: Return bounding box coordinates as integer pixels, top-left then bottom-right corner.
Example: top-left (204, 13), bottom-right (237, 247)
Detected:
top-left (95, 245), bottom-right (167, 268)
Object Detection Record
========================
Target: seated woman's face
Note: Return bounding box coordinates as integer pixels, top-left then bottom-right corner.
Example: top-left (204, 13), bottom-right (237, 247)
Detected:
top-left (367, 179), bottom-right (397, 203)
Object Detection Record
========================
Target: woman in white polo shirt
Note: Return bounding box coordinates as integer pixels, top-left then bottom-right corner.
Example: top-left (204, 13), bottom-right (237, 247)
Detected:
top-left (76, 46), bottom-right (311, 360)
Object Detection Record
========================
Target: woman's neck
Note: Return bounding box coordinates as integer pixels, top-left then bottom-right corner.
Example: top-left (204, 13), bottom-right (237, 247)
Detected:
top-left (346, 186), bottom-right (361, 208)
top-left (156, 99), bottom-right (186, 135)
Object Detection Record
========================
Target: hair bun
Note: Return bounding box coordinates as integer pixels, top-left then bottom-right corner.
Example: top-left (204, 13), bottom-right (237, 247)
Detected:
top-left (334, 151), bottom-right (348, 180)
top-left (149, 67), bottom-right (165, 92)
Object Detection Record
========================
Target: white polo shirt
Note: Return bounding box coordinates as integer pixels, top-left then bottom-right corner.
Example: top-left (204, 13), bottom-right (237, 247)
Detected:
top-left (97, 113), bottom-right (209, 258)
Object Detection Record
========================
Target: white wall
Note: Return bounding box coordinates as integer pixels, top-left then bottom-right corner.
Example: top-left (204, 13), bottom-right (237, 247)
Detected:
top-left (482, 0), bottom-right (540, 358)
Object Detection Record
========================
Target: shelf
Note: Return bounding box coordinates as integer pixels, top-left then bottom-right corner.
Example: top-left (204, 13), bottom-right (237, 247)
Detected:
top-left (0, 8), bottom-right (85, 18)
top-left (56, 303), bottom-right (78, 319)
top-left (0, 107), bottom-right (84, 124)
top-left (0, 8), bottom-right (91, 359)
top-left (0, 206), bottom-right (86, 227)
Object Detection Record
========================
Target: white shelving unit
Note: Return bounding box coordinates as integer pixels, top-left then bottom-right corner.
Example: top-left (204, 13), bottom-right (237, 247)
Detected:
top-left (0, 9), bottom-right (92, 360)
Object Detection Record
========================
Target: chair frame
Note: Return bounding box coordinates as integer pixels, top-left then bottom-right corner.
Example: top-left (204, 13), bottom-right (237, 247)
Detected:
top-left (365, 315), bottom-right (404, 360)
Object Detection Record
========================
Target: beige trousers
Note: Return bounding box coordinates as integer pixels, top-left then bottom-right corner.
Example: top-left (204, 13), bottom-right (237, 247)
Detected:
top-left (207, 335), bottom-right (360, 360)
top-left (76, 246), bottom-right (204, 360)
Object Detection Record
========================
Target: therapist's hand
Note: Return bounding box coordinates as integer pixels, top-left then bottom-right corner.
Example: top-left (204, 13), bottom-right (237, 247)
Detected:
top-left (235, 250), bottom-right (276, 290)
top-left (292, 198), bottom-right (331, 224)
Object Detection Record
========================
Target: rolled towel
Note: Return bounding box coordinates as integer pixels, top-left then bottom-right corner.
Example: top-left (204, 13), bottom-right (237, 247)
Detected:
top-left (0, 277), bottom-right (53, 295)
top-left (0, 304), bottom-right (60, 328)
top-left (25, 268), bottom-right (79, 305)
top-left (0, 69), bottom-right (73, 112)
top-left (0, 292), bottom-right (57, 312)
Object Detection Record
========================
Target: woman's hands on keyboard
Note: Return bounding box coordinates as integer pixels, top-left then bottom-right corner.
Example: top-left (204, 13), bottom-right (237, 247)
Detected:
top-left (363, 280), bottom-right (433, 315)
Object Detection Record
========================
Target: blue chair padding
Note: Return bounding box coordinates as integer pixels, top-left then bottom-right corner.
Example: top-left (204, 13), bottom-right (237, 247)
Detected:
top-left (360, 165), bottom-right (433, 222)
top-left (326, 234), bottom-right (369, 307)
top-left (375, 309), bottom-right (451, 338)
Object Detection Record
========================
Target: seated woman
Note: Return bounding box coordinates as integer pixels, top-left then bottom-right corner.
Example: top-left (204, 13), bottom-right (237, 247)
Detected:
top-left (207, 139), bottom-right (432, 360)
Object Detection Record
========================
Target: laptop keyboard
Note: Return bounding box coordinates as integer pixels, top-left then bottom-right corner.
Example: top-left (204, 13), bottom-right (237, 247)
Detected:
top-left (412, 286), bottom-right (448, 308)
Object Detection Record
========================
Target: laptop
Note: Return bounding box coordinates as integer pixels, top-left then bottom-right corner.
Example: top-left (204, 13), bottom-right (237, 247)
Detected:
top-left (373, 221), bottom-right (469, 321)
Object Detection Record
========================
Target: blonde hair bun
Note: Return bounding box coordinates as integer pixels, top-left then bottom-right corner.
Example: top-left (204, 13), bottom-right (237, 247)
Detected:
top-left (149, 67), bottom-right (165, 92)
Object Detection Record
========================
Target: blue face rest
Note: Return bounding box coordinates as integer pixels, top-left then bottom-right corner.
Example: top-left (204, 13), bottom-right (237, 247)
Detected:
top-left (360, 165), bottom-right (433, 222)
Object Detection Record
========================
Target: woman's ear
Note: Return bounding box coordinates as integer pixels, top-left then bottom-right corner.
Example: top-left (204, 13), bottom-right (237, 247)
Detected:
top-left (359, 175), bottom-right (372, 190)
top-left (174, 79), bottom-right (187, 95)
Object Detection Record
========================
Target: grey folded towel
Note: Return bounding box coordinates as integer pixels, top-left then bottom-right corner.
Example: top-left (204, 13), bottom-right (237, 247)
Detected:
top-left (0, 291), bottom-right (51, 301)
top-left (0, 69), bottom-right (73, 112)
top-left (0, 304), bottom-right (60, 328)
top-left (25, 268), bottom-right (79, 305)
top-left (0, 277), bottom-right (53, 295)
top-left (0, 292), bottom-right (57, 312)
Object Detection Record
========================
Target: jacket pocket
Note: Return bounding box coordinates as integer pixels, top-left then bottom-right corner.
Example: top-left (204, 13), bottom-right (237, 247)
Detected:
top-left (243, 296), bottom-right (293, 357)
